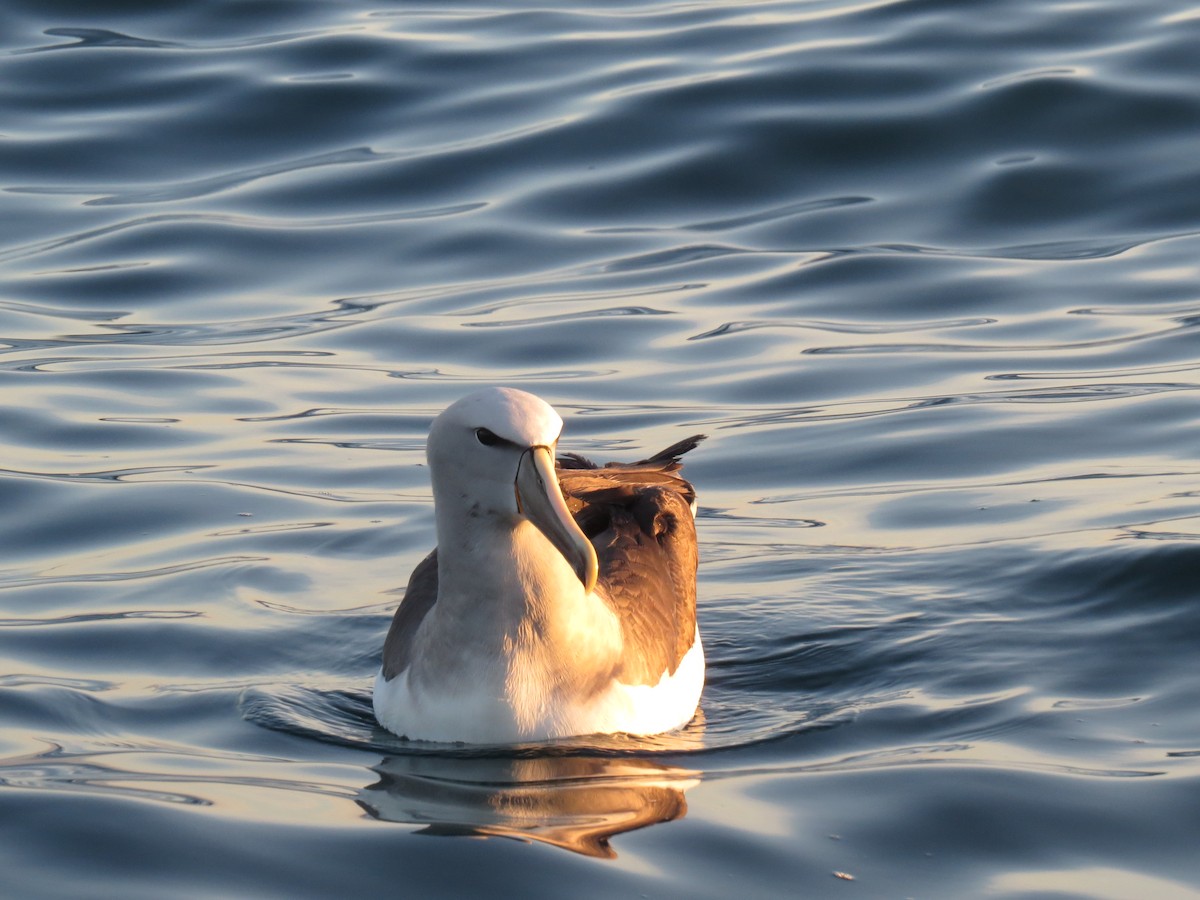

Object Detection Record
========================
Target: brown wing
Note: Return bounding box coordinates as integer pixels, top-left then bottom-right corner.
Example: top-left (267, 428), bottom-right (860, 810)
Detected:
top-left (558, 435), bottom-right (705, 686)
top-left (381, 549), bottom-right (438, 680)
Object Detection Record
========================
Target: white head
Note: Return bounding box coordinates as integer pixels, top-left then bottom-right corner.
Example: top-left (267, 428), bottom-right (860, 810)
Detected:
top-left (428, 387), bottom-right (563, 513)
top-left (426, 388), bottom-right (597, 591)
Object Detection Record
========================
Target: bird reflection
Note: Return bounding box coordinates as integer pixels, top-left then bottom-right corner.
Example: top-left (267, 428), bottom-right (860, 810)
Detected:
top-left (356, 752), bottom-right (699, 858)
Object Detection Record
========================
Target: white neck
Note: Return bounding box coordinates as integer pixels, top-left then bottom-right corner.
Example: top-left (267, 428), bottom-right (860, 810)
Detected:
top-left (433, 499), bottom-right (587, 630)
top-left (409, 499), bottom-right (622, 725)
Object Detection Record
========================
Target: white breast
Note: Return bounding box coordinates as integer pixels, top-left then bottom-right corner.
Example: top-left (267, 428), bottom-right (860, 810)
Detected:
top-left (373, 628), bottom-right (704, 744)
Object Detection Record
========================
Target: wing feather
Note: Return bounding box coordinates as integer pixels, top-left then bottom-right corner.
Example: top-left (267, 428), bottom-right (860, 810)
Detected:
top-left (558, 435), bottom-right (704, 686)
top-left (381, 549), bottom-right (438, 680)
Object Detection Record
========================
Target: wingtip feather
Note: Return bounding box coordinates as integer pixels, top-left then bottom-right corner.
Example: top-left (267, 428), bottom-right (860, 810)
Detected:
top-left (640, 434), bottom-right (707, 465)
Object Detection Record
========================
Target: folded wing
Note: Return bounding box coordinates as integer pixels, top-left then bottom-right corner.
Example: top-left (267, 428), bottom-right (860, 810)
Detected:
top-left (558, 435), bottom-right (705, 686)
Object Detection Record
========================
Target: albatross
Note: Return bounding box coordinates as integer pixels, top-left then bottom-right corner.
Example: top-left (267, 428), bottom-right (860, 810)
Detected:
top-left (373, 387), bottom-right (705, 744)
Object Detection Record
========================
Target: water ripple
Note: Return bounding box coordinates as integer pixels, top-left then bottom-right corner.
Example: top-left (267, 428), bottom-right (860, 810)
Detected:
top-left (0, 556), bottom-right (268, 592)
top-left (690, 316), bottom-right (994, 340)
top-left (10, 146), bottom-right (392, 206)
top-left (0, 609), bottom-right (201, 628)
top-left (3, 0), bottom-right (1200, 892)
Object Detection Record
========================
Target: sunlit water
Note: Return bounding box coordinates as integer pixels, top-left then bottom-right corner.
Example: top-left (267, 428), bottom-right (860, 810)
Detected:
top-left (3, 0), bottom-right (1200, 896)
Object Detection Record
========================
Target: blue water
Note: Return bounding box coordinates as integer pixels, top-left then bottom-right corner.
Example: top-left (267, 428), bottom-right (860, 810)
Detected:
top-left (3, 0), bottom-right (1200, 896)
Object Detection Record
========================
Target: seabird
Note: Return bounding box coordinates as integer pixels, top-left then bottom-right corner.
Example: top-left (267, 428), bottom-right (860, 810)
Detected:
top-left (373, 387), bottom-right (705, 744)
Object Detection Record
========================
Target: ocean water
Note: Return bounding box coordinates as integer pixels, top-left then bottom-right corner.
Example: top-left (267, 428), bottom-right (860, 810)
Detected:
top-left (2, 0), bottom-right (1200, 896)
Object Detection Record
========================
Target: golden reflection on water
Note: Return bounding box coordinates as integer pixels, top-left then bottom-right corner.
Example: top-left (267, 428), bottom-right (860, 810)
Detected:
top-left (357, 753), bottom-right (700, 859)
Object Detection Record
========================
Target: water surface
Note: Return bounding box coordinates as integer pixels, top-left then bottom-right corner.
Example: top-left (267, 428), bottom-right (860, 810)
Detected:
top-left (3, 0), bottom-right (1200, 897)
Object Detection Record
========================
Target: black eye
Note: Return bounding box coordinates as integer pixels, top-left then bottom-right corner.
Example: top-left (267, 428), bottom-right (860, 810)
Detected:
top-left (475, 427), bottom-right (501, 447)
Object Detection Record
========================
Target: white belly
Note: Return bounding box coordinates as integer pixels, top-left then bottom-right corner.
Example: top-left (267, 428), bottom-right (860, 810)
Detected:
top-left (373, 630), bottom-right (704, 744)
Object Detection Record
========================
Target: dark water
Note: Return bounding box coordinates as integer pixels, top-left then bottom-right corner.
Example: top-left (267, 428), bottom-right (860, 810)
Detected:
top-left (3, 0), bottom-right (1200, 896)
